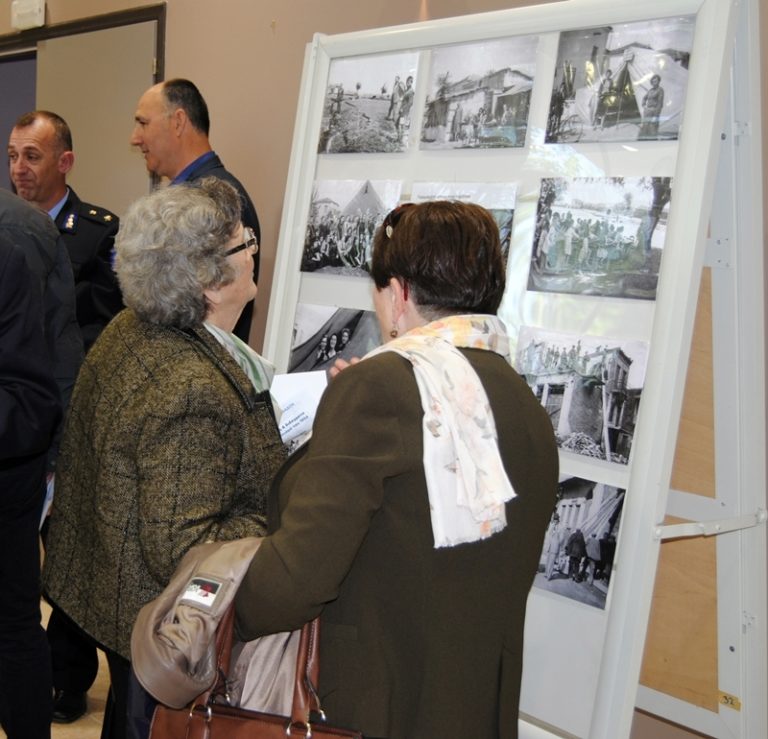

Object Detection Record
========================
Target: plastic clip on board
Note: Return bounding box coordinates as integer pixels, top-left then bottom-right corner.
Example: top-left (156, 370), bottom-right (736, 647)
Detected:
top-left (653, 509), bottom-right (768, 540)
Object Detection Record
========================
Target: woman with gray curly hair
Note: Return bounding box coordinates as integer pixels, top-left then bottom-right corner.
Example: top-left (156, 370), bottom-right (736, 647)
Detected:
top-left (43, 177), bottom-right (286, 739)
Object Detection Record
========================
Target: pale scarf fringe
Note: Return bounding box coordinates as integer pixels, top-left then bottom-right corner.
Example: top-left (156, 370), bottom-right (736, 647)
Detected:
top-left (365, 314), bottom-right (517, 548)
top-left (203, 323), bottom-right (275, 393)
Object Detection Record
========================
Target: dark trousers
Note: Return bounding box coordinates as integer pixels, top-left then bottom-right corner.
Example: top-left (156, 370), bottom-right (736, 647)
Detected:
top-left (0, 455), bottom-right (52, 739)
top-left (101, 651), bottom-right (155, 739)
top-left (47, 602), bottom-right (100, 693)
top-left (41, 517), bottom-right (100, 696)
top-left (102, 650), bottom-right (130, 739)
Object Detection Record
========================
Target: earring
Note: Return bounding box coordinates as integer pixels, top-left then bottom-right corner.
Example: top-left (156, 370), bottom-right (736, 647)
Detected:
top-left (389, 327), bottom-right (398, 338)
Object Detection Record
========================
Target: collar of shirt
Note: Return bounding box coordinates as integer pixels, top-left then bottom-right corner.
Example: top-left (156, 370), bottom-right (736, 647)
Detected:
top-left (48, 188), bottom-right (71, 221)
top-left (172, 151), bottom-right (217, 184)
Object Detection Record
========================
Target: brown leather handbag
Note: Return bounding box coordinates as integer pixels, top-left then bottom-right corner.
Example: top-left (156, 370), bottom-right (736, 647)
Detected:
top-left (149, 605), bottom-right (361, 738)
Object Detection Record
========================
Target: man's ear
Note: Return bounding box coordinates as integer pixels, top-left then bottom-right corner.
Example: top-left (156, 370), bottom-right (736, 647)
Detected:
top-left (57, 151), bottom-right (74, 175)
top-left (171, 107), bottom-right (187, 136)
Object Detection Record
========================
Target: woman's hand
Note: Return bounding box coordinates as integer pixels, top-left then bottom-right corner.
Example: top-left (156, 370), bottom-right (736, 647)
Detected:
top-left (329, 356), bottom-right (360, 379)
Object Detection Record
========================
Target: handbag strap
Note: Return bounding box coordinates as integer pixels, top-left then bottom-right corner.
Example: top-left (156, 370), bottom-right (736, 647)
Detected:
top-left (201, 605), bottom-right (323, 726)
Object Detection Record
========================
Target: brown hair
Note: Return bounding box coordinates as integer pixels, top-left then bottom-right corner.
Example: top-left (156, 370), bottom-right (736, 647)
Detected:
top-left (14, 110), bottom-right (73, 152)
top-left (371, 200), bottom-right (505, 316)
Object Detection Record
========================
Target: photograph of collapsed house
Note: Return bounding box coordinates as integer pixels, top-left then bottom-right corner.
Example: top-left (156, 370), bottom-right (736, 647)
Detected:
top-left (535, 475), bottom-right (625, 610)
top-left (410, 181), bottom-right (516, 264)
top-left (545, 15), bottom-right (694, 144)
top-left (289, 304), bottom-right (382, 373)
top-left (301, 179), bottom-right (402, 276)
top-left (516, 326), bottom-right (648, 465)
top-left (318, 51), bottom-right (419, 153)
top-left (420, 35), bottom-right (538, 149)
top-left (528, 176), bottom-right (671, 301)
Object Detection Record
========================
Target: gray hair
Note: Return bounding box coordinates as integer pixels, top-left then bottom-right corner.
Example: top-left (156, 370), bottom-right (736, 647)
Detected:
top-left (115, 177), bottom-right (242, 327)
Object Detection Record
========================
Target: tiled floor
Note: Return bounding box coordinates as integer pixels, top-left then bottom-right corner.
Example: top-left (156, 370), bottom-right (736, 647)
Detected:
top-left (0, 601), bottom-right (110, 739)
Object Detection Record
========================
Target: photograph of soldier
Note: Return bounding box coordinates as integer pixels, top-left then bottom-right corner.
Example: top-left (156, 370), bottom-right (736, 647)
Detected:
top-left (318, 52), bottom-right (418, 153)
top-left (420, 35), bottom-right (538, 149)
top-left (527, 176), bottom-right (672, 300)
top-left (534, 476), bottom-right (625, 610)
top-left (544, 16), bottom-right (694, 143)
top-left (516, 325), bottom-right (648, 466)
top-left (288, 304), bottom-right (382, 373)
top-left (301, 179), bottom-right (401, 277)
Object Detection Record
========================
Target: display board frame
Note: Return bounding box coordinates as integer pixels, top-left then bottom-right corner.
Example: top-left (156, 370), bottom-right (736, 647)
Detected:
top-left (264, 1), bottom-right (741, 736)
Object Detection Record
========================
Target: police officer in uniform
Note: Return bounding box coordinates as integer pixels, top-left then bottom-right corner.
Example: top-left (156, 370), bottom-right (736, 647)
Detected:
top-left (9, 111), bottom-right (122, 353)
top-left (8, 109), bottom-right (123, 723)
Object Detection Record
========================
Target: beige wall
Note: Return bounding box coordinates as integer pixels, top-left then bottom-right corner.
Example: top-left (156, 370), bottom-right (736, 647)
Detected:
top-left (1, 1), bottom-right (764, 737)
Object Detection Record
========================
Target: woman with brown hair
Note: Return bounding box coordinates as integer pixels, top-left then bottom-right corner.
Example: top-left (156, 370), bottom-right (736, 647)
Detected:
top-left (236, 200), bottom-right (558, 738)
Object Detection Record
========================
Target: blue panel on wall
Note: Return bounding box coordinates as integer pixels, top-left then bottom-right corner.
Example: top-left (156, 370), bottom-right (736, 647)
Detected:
top-left (0, 52), bottom-right (36, 193)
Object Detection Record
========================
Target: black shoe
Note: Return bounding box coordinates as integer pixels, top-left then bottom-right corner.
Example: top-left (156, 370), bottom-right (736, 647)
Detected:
top-left (51, 690), bottom-right (88, 724)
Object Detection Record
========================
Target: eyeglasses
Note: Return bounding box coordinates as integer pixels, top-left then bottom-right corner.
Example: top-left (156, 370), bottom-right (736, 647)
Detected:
top-left (224, 227), bottom-right (259, 257)
top-left (382, 202), bottom-right (415, 238)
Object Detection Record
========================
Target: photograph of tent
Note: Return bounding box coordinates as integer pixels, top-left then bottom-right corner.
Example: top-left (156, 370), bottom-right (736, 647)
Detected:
top-left (527, 176), bottom-right (672, 300)
top-left (319, 51), bottom-right (419, 153)
top-left (545, 15), bottom-right (695, 143)
top-left (515, 326), bottom-right (648, 466)
top-left (301, 179), bottom-right (402, 276)
top-left (289, 304), bottom-right (382, 373)
top-left (420, 35), bottom-right (538, 149)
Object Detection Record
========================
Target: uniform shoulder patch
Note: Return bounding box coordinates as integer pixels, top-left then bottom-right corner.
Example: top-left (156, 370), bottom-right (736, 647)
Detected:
top-left (80, 202), bottom-right (119, 226)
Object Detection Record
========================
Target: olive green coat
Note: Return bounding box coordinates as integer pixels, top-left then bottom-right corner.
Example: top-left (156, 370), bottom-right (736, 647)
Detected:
top-left (235, 349), bottom-right (558, 739)
top-left (43, 310), bottom-right (286, 659)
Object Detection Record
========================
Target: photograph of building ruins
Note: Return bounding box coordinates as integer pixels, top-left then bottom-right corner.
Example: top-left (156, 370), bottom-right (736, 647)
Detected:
top-left (516, 326), bottom-right (648, 465)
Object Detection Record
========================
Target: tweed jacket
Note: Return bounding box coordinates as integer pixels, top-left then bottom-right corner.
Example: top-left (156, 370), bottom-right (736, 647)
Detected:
top-left (43, 309), bottom-right (286, 660)
top-left (235, 349), bottom-right (559, 739)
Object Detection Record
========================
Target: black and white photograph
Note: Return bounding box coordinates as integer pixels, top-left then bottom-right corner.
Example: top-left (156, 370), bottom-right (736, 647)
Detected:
top-left (545, 16), bottom-right (695, 144)
top-left (289, 304), bottom-right (382, 373)
top-left (527, 176), bottom-right (671, 300)
top-left (410, 181), bottom-right (516, 263)
top-left (301, 179), bottom-right (402, 276)
top-left (318, 51), bottom-right (419, 153)
top-left (534, 475), bottom-right (625, 610)
top-left (515, 326), bottom-right (648, 465)
top-left (420, 35), bottom-right (538, 149)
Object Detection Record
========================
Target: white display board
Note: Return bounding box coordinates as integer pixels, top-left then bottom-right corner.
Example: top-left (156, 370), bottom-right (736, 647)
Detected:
top-left (265, 1), bottom-right (740, 736)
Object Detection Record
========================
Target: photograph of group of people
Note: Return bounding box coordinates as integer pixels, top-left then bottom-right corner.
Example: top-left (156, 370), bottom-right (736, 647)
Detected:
top-left (535, 476), bottom-right (625, 610)
top-left (318, 51), bottom-right (418, 153)
top-left (545, 16), bottom-right (694, 144)
top-left (288, 304), bottom-right (383, 373)
top-left (301, 179), bottom-right (401, 276)
top-left (515, 326), bottom-right (648, 466)
top-left (527, 176), bottom-right (672, 300)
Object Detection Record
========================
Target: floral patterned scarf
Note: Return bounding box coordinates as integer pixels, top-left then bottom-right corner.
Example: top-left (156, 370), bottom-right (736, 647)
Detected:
top-left (366, 314), bottom-right (517, 548)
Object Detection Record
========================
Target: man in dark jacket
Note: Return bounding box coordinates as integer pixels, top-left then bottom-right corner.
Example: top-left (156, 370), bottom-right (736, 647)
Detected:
top-left (0, 191), bottom-right (74, 738)
top-left (8, 110), bottom-right (120, 723)
top-left (9, 110), bottom-right (123, 352)
top-left (130, 78), bottom-right (260, 343)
